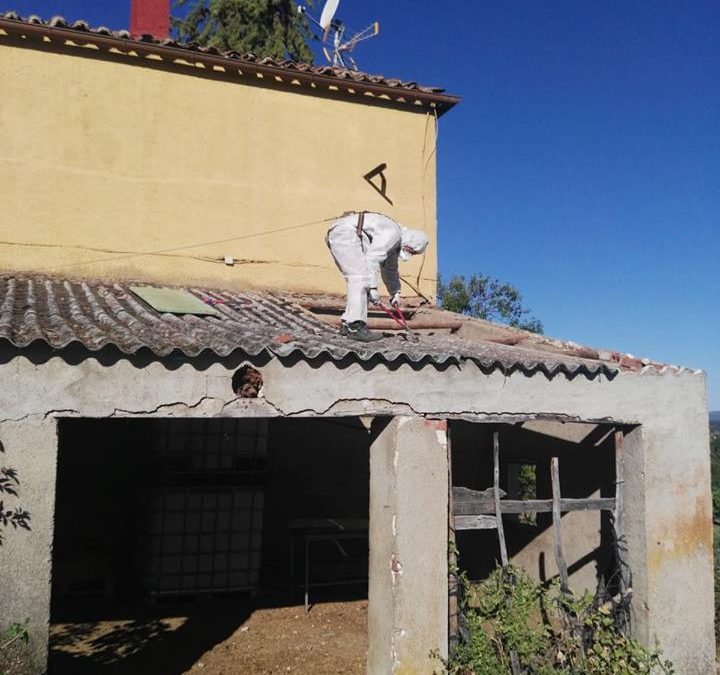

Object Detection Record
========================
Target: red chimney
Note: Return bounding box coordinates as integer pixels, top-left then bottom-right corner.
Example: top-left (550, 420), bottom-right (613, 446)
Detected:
top-left (130, 0), bottom-right (169, 39)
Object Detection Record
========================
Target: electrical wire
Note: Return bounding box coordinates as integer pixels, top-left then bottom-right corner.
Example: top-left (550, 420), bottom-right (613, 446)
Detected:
top-left (416, 108), bottom-right (439, 294)
top-left (43, 215), bottom-right (338, 272)
top-left (4, 208), bottom-right (437, 299)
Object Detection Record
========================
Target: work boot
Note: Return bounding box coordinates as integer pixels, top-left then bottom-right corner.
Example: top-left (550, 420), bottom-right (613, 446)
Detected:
top-left (343, 320), bottom-right (383, 342)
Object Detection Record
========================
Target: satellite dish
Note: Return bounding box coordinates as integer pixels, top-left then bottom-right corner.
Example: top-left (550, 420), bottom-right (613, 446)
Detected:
top-left (319, 0), bottom-right (340, 30)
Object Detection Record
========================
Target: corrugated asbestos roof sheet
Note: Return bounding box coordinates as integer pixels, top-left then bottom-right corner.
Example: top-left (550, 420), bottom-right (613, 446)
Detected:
top-left (0, 12), bottom-right (459, 114)
top-left (0, 275), bottom-right (625, 379)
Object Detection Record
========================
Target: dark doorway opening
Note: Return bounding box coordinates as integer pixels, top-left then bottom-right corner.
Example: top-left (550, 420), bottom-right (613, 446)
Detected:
top-left (49, 417), bottom-right (370, 674)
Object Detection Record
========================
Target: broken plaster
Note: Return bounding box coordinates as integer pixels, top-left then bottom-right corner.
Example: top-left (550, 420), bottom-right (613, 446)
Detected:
top-left (4, 381), bottom-right (637, 425)
top-left (0, 409), bottom-right (75, 424)
top-left (390, 553), bottom-right (406, 672)
top-left (243, 394), bottom-right (634, 424)
top-left (390, 553), bottom-right (404, 584)
top-left (109, 396), bottom-right (227, 418)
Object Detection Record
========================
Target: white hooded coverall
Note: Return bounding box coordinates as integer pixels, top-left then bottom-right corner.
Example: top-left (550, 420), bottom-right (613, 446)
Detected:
top-left (326, 211), bottom-right (428, 324)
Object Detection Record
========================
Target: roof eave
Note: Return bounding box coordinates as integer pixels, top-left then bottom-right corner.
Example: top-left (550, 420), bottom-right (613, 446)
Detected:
top-left (0, 17), bottom-right (461, 116)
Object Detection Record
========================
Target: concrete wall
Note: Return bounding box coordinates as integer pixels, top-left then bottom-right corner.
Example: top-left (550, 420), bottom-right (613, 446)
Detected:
top-left (0, 344), bottom-right (713, 673)
top-left (0, 39), bottom-right (438, 297)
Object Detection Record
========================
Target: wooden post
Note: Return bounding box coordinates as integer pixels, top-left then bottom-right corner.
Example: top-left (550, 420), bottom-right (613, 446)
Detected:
top-left (493, 431), bottom-right (509, 566)
top-left (494, 430), bottom-right (520, 675)
top-left (614, 429), bottom-right (630, 594)
top-left (551, 457), bottom-right (570, 595)
top-left (448, 426), bottom-right (459, 646)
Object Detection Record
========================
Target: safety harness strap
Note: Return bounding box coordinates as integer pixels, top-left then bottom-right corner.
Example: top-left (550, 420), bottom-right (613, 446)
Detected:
top-left (356, 211), bottom-right (366, 237)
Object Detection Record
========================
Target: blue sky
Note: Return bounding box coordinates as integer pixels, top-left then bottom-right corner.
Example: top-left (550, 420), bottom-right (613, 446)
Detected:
top-left (4, 1), bottom-right (719, 408)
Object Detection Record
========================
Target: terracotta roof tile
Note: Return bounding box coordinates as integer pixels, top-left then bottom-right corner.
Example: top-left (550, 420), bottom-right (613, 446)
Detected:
top-left (0, 12), bottom-right (459, 113)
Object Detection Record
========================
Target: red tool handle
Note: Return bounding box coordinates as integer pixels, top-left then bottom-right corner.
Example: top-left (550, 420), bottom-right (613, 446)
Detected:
top-left (377, 302), bottom-right (408, 330)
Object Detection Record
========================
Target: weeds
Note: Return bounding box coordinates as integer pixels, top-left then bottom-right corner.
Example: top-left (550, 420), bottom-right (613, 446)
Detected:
top-left (437, 565), bottom-right (674, 675)
top-left (0, 622), bottom-right (28, 653)
top-left (0, 621), bottom-right (30, 675)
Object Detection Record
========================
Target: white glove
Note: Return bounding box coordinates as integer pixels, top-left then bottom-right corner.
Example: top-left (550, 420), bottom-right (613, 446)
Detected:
top-left (368, 288), bottom-right (380, 305)
top-left (390, 291), bottom-right (401, 308)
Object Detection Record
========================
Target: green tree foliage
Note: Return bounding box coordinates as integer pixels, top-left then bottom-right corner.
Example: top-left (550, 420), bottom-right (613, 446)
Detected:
top-left (437, 274), bottom-right (544, 334)
top-left (172, 0), bottom-right (315, 61)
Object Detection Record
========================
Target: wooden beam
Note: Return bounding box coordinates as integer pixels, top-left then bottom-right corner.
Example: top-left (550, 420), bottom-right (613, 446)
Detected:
top-left (614, 429), bottom-right (631, 596)
top-left (453, 497), bottom-right (616, 516)
top-left (452, 486), bottom-right (501, 514)
top-left (493, 431), bottom-right (509, 566)
top-left (298, 300), bottom-right (420, 315)
top-left (494, 431), bottom-right (522, 675)
top-left (551, 457), bottom-right (571, 595)
top-left (454, 515), bottom-right (498, 530)
top-left (448, 430), bottom-right (459, 646)
top-left (321, 314), bottom-right (462, 331)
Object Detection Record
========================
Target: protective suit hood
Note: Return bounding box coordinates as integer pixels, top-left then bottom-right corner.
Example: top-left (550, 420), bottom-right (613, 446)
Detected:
top-left (399, 229), bottom-right (429, 261)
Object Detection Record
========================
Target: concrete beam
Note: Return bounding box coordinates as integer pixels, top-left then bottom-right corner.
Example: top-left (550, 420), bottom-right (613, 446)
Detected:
top-left (368, 417), bottom-right (449, 675)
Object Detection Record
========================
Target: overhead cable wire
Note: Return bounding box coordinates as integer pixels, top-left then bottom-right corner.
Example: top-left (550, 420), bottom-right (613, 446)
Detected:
top-left (5, 213), bottom-right (436, 297)
top-left (45, 215), bottom-right (337, 272)
top-left (417, 108), bottom-right (439, 294)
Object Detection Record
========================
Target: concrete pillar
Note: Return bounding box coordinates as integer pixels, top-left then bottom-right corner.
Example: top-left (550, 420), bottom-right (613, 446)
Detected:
top-left (621, 426), bottom-right (650, 643)
top-left (628, 411), bottom-right (715, 673)
top-left (0, 418), bottom-right (58, 672)
top-left (367, 417), bottom-right (449, 675)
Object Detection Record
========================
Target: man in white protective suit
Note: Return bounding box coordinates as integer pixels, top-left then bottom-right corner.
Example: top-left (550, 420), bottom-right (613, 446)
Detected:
top-left (326, 211), bottom-right (429, 342)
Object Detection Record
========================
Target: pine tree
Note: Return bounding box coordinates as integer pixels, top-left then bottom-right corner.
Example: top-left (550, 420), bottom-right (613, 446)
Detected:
top-left (173, 0), bottom-right (315, 62)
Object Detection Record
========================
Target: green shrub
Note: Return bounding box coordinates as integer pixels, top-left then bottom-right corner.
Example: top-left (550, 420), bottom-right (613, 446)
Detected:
top-left (436, 566), bottom-right (674, 675)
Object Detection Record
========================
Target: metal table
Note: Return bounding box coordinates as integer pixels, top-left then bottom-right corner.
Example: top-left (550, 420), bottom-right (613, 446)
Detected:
top-left (289, 518), bottom-right (368, 611)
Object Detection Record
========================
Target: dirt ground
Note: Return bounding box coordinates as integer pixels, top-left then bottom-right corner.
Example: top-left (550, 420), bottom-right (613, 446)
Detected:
top-left (0, 638), bottom-right (35, 675)
top-left (183, 601), bottom-right (367, 675)
top-left (49, 597), bottom-right (367, 675)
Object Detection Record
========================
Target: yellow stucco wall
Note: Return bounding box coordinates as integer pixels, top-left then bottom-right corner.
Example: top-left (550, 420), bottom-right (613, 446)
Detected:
top-left (0, 41), bottom-right (438, 297)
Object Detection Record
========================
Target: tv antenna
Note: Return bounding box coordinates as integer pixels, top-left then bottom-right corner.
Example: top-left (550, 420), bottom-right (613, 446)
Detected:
top-left (298, 0), bottom-right (379, 71)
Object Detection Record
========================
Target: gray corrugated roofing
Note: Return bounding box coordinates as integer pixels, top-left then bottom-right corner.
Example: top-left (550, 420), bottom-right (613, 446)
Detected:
top-left (0, 275), bottom-right (621, 378)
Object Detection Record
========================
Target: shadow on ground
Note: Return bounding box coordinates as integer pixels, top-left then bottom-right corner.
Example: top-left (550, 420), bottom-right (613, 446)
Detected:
top-left (49, 586), bottom-right (367, 675)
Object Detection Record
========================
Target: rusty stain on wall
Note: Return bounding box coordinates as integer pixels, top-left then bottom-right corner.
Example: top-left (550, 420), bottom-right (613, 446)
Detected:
top-left (648, 492), bottom-right (712, 574)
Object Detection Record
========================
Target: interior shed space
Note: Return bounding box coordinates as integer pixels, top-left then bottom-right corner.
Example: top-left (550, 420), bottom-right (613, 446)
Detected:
top-left (48, 417), bottom-right (371, 675)
top-left (450, 420), bottom-right (620, 595)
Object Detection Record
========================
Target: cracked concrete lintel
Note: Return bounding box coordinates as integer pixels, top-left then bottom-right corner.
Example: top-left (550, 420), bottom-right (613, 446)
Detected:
top-left (223, 396), bottom-right (635, 425)
top-left (426, 412), bottom-right (640, 424)
top-left (0, 348), bottom-right (663, 424)
top-left (0, 409), bottom-right (80, 424)
top-left (8, 398), bottom-right (232, 421)
top-left (109, 396), bottom-right (227, 418)
top-left (2, 405), bottom-right (635, 427)
top-left (223, 396), bottom-right (421, 420)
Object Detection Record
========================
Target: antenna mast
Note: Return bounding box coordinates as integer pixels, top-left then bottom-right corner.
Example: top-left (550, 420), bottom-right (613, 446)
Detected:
top-left (298, 1), bottom-right (379, 71)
